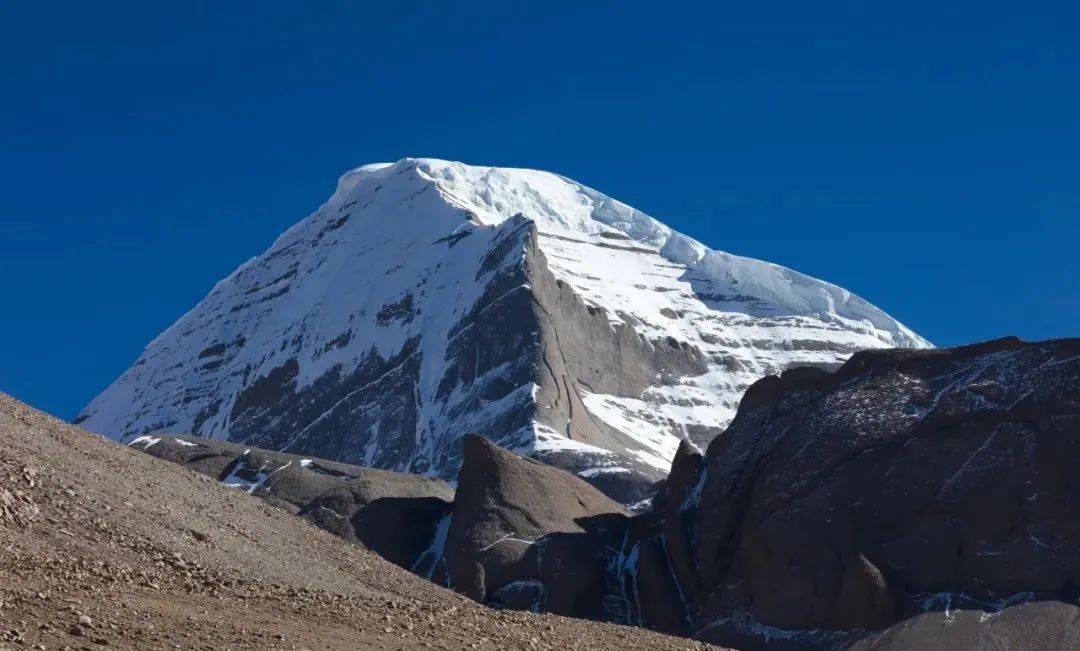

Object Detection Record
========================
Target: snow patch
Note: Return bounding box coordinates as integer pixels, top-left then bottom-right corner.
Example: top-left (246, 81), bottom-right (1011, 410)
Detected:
top-left (221, 457), bottom-right (292, 494)
top-left (127, 435), bottom-right (161, 449)
top-left (577, 466), bottom-right (632, 479)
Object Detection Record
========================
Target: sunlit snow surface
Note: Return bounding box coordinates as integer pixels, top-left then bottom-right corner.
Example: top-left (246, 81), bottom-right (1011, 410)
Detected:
top-left (79, 158), bottom-right (930, 478)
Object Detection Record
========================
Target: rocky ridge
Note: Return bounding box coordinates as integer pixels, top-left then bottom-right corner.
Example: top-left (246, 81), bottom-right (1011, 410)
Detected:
top-left (127, 337), bottom-right (1080, 650)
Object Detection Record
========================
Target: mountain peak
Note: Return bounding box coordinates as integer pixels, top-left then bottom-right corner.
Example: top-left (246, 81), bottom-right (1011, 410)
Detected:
top-left (77, 159), bottom-right (930, 502)
top-left (344, 159), bottom-right (927, 345)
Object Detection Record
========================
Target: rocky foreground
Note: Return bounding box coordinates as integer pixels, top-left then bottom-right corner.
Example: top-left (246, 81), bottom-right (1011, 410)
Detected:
top-left (127, 337), bottom-right (1080, 650)
top-left (0, 392), bottom-right (719, 650)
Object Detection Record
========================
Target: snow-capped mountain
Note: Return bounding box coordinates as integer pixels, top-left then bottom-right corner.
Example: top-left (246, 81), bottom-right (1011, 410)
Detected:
top-left (76, 158), bottom-right (930, 501)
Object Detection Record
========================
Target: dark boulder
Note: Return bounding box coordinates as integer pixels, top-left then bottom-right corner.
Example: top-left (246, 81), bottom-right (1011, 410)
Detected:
top-left (850, 600), bottom-right (1080, 650)
top-left (443, 435), bottom-right (629, 617)
top-left (131, 435), bottom-right (453, 569)
top-left (687, 337), bottom-right (1080, 639)
top-left (303, 468), bottom-right (453, 568)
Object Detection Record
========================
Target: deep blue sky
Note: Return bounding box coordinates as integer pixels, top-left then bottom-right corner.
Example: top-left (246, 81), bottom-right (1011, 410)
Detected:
top-left (2, 2), bottom-right (1078, 419)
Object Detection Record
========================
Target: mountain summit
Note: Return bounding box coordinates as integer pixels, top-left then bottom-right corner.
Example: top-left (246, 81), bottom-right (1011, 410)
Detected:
top-left (77, 158), bottom-right (930, 501)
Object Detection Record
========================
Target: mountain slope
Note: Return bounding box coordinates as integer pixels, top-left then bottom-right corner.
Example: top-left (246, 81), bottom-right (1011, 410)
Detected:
top-left (0, 391), bottom-right (719, 650)
top-left (112, 337), bottom-right (1080, 651)
top-left (76, 158), bottom-right (929, 501)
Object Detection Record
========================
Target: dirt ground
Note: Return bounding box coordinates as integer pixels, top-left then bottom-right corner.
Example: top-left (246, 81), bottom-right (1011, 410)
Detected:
top-left (0, 392), bottom-right (724, 650)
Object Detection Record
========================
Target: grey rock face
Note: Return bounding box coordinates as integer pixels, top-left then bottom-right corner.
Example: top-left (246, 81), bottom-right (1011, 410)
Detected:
top-left (525, 228), bottom-right (709, 501)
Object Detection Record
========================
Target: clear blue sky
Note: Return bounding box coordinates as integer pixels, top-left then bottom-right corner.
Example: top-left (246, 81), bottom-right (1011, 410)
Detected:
top-left (2, 1), bottom-right (1077, 419)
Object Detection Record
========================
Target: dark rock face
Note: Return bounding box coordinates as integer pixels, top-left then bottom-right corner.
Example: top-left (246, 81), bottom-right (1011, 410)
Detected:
top-left (128, 337), bottom-right (1080, 650)
top-left (296, 465), bottom-right (454, 568)
top-left (594, 337), bottom-right (1080, 648)
top-left (442, 435), bottom-right (630, 618)
top-left (227, 338), bottom-right (426, 473)
top-left (681, 337), bottom-right (1080, 646)
top-left (849, 601), bottom-right (1080, 651)
top-left (657, 440), bottom-right (707, 612)
top-left (131, 435), bottom-right (453, 570)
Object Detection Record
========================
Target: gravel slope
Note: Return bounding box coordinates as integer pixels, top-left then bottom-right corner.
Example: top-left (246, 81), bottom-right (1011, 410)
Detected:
top-left (0, 392), bottom-right (723, 651)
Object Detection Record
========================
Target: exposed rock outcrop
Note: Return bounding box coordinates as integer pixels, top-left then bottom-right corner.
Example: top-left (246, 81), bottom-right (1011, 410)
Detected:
top-left (687, 337), bottom-right (1080, 644)
top-left (442, 435), bottom-right (629, 618)
top-left (849, 601), bottom-right (1080, 651)
top-left (131, 435), bottom-right (453, 570)
top-left (127, 336), bottom-right (1080, 650)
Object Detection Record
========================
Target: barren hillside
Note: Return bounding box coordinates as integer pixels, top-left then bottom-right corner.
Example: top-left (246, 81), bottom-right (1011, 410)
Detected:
top-left (0, 392), bottom-right (720, 650)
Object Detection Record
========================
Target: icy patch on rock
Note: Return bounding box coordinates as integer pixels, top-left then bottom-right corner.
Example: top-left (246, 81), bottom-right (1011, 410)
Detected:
top-left (127, 435), bottom-right (161, 449)
top-left (412, 513), bottom-right (453, 580)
